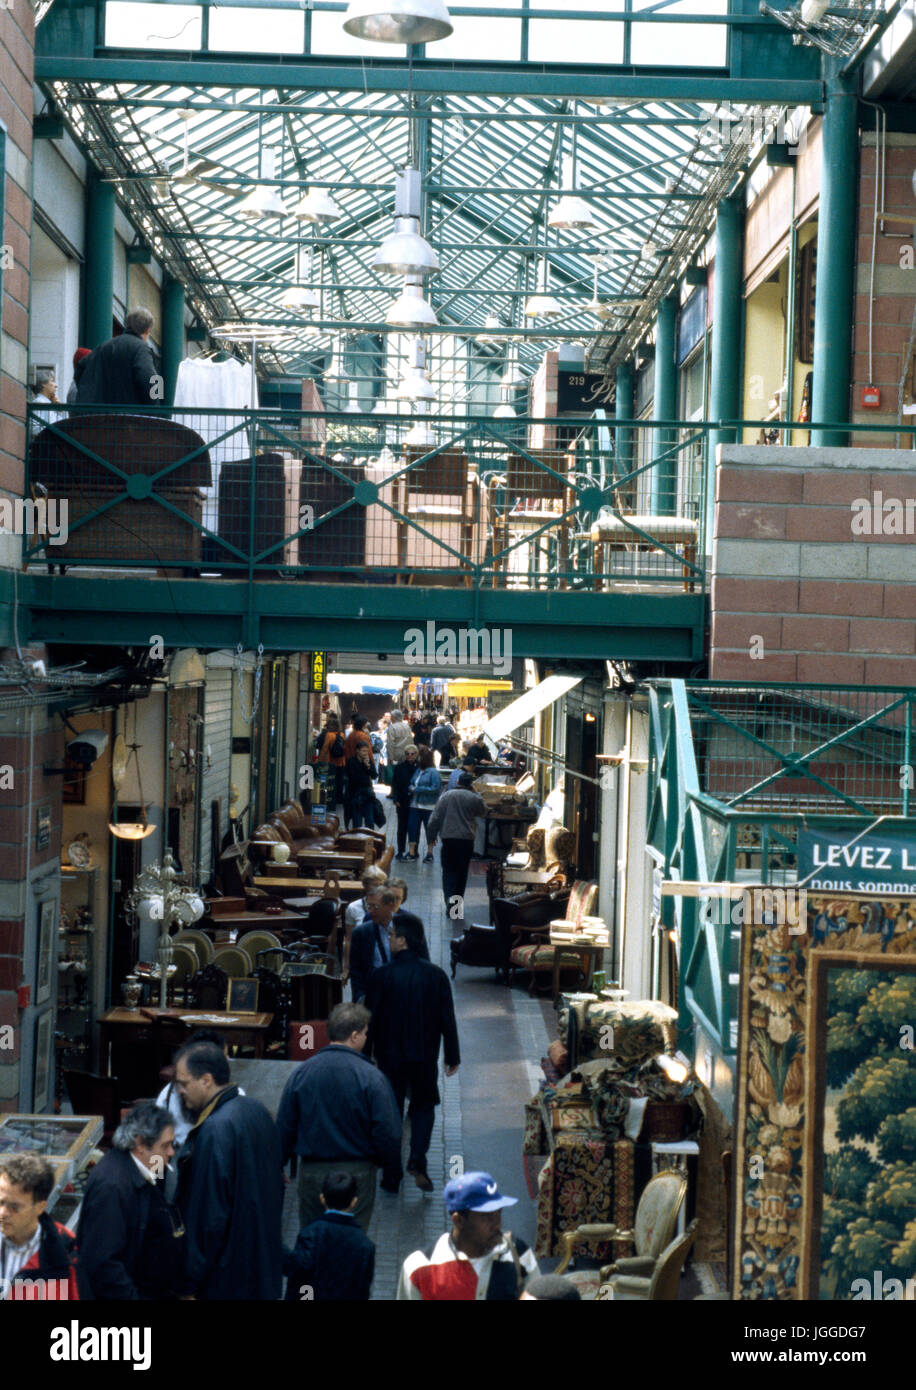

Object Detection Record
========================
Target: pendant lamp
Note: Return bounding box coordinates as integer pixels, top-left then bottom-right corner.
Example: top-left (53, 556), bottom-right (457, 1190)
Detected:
top-left (548, 155), bottom-right (598, 232)
top-left (343, 0), bottom-right (453, 45)
top-left (238, 145), bottom-right (285, 221)
top-left (109, 737), bottom-right (155, 841)
top-left (373, 169), bottom-right (439, 278)
top-left (294, 187), bottom-right (342, 223)
top-left (387, 275), bottom-right (439, 329)
top-left (524, 262), bottom-right (563, 318)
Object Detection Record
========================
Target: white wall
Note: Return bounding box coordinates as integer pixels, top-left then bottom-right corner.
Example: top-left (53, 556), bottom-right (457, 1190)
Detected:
top-left (29, 227), bottom-right (81, 396)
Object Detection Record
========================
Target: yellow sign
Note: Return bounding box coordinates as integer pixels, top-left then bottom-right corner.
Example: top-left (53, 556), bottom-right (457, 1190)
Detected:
top-left (309, 651), bottom-right (327, 692)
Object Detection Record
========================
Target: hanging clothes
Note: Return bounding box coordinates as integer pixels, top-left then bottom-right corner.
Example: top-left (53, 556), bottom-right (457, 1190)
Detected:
top-left (173, 356), bottom-right (259, 546)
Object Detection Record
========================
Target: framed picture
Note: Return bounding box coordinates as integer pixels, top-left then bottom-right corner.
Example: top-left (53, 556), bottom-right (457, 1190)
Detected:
top-left (732, 891), bottom-right (916, 1301)
top-left (226, 978), bottom-right (259, 1014)
top-left (35, 898), bottom-right (56, 1006)
top-left (62, 756), bottom-right (88, 805)
top-left (33, 1010), bottom-right (53, 1113)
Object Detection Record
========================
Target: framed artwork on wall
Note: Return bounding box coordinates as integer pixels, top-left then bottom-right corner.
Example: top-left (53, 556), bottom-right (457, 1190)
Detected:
top-left (35, 898), bottom-right (56, 1007)
top-left (732, 892), bottom-right (916, 1301)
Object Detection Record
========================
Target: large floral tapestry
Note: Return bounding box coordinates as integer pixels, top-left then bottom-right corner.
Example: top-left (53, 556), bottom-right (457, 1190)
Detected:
top-left (732, 892), bottom-right (916, 1300)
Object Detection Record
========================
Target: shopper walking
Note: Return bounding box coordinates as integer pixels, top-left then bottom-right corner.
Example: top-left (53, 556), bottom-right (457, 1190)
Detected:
top-left (174, 1041), bottom-right (283, 1300)
top-left (391, 744), bottom-right (418, 860)
top-left (426, 772), bottom-right (487, 920)
top-left (343, 714), bottom-right (373, 761)
top-left (313, 713), bottom-right (346, 812)
top-left (276, 1003), bottom-right (402, 1232)
top-left (386, 709), bottom-right (413, 769)
top-left (397, 1171), bottom-right (537, 1300)
top-left (346, 742), bottom-right (377, 829)
top-left (283, 1171), bottom-right (375, 1301)
top-left (430, 714), bottom-right (458, 767)
top-left (366, 916), bottom-right (460, 1192)
top-left (407, 745), bottom-right (442, 862)
top-left (77, 1102), bottom-right (185, 1300)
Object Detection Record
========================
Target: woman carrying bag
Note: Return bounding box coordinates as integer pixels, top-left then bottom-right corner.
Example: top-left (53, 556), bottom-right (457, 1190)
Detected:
top-left (407, 746), bottom-right (442, 863)
top-left (313, 714), bottom-right (346, 812)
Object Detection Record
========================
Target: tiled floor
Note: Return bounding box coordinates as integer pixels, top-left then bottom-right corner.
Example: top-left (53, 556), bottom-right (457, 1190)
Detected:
top-left (241, 801), bottom-right (555, 1300)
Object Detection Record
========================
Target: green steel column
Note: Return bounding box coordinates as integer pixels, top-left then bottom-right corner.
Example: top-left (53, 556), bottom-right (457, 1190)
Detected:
top-left (652, 293), bottom-right (678, 516)
top-left (811, 67), bottom-right (858, 447)
top-left (84, 173), bottom-right (115, 348)
top-left (161, 276), bottom-right (185, 407)
top-left (707, 197), bottom-right (743, 549)
top-left (615, 360), bottom-right (635, 497)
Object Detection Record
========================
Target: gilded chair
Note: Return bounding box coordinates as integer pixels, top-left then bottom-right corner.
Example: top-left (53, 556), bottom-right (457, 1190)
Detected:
top-left (555, 1169), bottom-right (688, 1299)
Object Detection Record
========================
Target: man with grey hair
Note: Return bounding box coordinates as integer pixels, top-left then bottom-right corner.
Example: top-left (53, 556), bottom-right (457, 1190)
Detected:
top-left (76, 1100), bottom-right (186, 1299)
top-left (386, 708), bottom-right (414, 767)
top-left (76, 307), bottom-right (160, 407)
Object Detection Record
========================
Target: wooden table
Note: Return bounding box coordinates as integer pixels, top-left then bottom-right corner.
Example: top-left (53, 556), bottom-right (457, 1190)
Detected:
top-left (547, 936), bottom-right (604, 1000)
top-left (254, 874), bottom-right (363, 902)
top-left (98, 1006), bottom-right (275, 1065)
top-left (204, 907), bottom-right (312, 933)
top-left (296, 849), bottom-right (366, 873)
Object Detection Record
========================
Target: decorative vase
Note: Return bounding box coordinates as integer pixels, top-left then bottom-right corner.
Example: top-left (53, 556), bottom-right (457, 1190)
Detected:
top-left (122, 977), bottom-right (142, 1011)
top-left (272, 842), bottom-right (291, 865)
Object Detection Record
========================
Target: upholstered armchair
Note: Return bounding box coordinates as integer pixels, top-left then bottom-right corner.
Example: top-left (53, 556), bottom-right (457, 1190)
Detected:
top-left (508, 879), bottom-right (598, 994)
top-left (450, 884), bottom-right (571, 982)
top-left (555, 1169), bottom-right (688, 1299)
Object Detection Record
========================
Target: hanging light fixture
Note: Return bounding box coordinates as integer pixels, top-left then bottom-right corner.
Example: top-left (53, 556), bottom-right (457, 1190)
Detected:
top-left (373, 169), bottom-right (440, 278)
top-left (281, 246), bottom-right (319, 314)
top-left (397, 336), bottom-right (437, 402)
top-left (237, 144), bottom-right (285, 221)
top-left (475, 315), bottom-right (504, 344)
top-left (387, 274), bottom-right (439, 329)
top-left (548, 150), bottom-right (598, 232)
top-left (524, 261), bottom-right (563, 318)
top-left (500, 342), bottom-right (523, 389)
top-left (343, 0), bottom-right (453, 44)
top-left (493, 390), bottom-right (517, 420)
top-left (405, 407), bottom-right (435, 447)
top-left (109, 721), bottom-right (155, 841)
top-left (294, 186), bottom-right (342, 224)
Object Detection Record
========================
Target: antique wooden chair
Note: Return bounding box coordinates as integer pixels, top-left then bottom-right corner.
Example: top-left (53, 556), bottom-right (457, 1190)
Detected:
top-left (395, 446), bottom-right (479, 586)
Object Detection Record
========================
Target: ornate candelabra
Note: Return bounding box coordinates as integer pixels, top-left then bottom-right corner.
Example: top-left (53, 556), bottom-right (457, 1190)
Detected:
top-left (125, 851), bottom-right (204, 1009)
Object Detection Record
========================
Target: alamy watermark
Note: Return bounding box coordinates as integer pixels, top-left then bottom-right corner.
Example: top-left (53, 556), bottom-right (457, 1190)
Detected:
top-left (700, 104), bottom-right (807, 156)
top-left (1, 497), bottom-right (68, 545)
top-left (850, 491), bottom-right (916, 536)
top-left (404, 620), bottom-right (512, 677)
top-left (700, 887), bottom-right (807, 932)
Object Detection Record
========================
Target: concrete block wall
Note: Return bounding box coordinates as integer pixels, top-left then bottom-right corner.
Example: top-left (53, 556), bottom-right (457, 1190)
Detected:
top-left (0, 0), bottom-right (34, 500)
top-left (710, 445), bottom-right (916, 683)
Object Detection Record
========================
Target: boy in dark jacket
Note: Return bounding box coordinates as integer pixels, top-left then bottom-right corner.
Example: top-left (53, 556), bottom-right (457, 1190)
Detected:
top-left (283, 1172), bottom-right (375, 1301)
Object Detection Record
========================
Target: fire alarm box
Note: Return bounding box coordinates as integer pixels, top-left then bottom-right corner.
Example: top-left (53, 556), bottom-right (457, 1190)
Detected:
top-left (861, 384), bottom-right (881, 409)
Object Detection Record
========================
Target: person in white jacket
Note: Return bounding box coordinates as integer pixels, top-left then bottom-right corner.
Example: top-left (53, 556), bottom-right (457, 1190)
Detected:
top-left (385, 710), bottom-right (414, 767)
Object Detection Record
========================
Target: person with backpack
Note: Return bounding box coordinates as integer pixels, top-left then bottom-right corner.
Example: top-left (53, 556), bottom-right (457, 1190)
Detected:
top-left (313, 714), bottom-right (346, 811)
top-left (406, 746), bottom-right (442, 863)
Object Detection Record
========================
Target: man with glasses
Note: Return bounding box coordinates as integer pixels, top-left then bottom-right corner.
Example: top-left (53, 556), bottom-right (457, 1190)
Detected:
top-left (77, 1100), bottom-right (185, 1300)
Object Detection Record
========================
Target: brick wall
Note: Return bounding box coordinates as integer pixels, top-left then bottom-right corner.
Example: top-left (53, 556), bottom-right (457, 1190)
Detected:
top-left (0, 0), bottom-right (34, 498)
top-left (851, 132), bottom-right (916, 441)
top-left (710, 445), bottom-right (916, 683)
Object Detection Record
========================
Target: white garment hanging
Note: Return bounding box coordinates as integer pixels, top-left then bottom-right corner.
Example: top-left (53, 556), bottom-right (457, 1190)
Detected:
top-left (173, 357), bottom-right (260, 542)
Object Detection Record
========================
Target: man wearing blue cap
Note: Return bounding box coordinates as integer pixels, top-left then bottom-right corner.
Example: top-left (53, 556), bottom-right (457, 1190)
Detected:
top-left (397, 1171), bottom-right (538, 1300)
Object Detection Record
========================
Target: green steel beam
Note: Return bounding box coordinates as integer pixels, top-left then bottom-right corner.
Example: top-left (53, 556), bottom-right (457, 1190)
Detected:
top-left (35, 57), bottom-right (824, 106)
top-left (84, 171), bottom-right (115, 348)
top-left (651, 294), bottom-right (677, 516)
top-left (810, 67), bottom-right (858, 449)
top-left (21, 574), bottom-right (705, 661)
top-left (160, 276), bottom-right (185, 407)
top-left (706, 196), bottom-right (742, 545)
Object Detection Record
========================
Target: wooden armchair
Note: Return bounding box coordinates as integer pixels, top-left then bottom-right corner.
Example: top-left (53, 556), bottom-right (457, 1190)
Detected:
top-left (508, 880), bottom-right (598, 994)
top-left (488, 448), bottom-right (572, 589)
top-left (555, 1170), bottom-right (689, 1299)
top-left (396, 446), bottom-right (479, 586)
top-left (451, 883), bottom-right (570, 982)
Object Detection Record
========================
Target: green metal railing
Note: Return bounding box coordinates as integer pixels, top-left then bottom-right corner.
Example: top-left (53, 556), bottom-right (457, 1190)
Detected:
top-left (647, 679), bottom-right (916, 1059)
top-left (24, 404), bottom-right (708, 593)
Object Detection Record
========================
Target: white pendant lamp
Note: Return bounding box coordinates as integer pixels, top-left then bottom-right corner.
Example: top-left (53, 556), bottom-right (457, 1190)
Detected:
top-left (387, 274), bottom-right (439, 329)
top-left (475, 315), bottom-right (503, 344)
top-left (373, 169), bottom-right (440, 278)
top-left (238, 144), bottom-right (285, 221)
top-left (281, 248), bottom-right (319, 314)
top-left (109, 737), bottom-right (156, 841)
top-left (343, 0), bottom-right (453, 45)
top-left (493, 396), bottom-right (517, 419)
top-left (294, 186), bottom-right (342, 223)
top-left (549, 155), bottom-right (598, 232)
top-left (524, 262), bottom-right (563, 318)
top-left (397, 336), bottom-right (436, 401)
top-left (406, 414), bottom-right (435, 447)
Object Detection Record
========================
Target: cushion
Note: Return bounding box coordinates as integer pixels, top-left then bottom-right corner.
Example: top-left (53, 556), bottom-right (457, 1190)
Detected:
top-left (275, 800), bottom-right (309, 834)
top-left (510, 944), bottom-right (556, 970)
top-left (564, 1270), bottom-right (603, 1299)
top-left (269, 817), bottom-right (294, 845)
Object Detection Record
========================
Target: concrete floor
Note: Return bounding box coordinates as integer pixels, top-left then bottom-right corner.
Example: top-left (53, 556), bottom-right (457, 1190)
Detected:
top-left (235, 799), bottom-right (556, 1299)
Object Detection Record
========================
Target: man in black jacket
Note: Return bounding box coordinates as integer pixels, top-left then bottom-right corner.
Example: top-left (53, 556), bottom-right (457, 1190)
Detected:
top-left (77, 1101), bottom-right (184, 1300)
top-left (76, 307), bottom-right (159, 406)
top-left (366, 917), bottom-right (460, 1193)
top-left (175, 1041), bottom-right (283, 1301)
top-left (276, 1002), bottom-right (402, 1232)
top-left (349, 887), bottom-right (430, 1002)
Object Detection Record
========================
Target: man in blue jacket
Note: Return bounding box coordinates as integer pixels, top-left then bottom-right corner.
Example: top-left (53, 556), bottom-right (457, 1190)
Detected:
top-left (349, 886), bottom-right (429, 1002)
top-left (276, 1002), bottom-right (403, 1232)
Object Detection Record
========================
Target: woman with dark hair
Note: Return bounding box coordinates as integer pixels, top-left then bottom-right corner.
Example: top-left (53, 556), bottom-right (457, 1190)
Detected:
top-left (346, 743), bottom-right (377, 829)
top-left (406, 746), bottom-right (442, 862)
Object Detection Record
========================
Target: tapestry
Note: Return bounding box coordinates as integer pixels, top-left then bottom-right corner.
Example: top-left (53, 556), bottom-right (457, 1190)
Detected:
top-left (732, 891), bottom-right (916, 1300)
top-left (535, 1134), bottom-right (635, 1261)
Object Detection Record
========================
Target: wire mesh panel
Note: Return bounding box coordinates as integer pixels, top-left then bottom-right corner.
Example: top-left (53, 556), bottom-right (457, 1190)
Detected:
top-left (687, 684), bottom-right (916, 816)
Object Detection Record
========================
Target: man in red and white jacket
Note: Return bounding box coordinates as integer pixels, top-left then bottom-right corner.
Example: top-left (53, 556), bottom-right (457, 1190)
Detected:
top-left (398, 1171), bottom-right (538, 1300)
top-left (0, 1152), bottom-right (79, 1300)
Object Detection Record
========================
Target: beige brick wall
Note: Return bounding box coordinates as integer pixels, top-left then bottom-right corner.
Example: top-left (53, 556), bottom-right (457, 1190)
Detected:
top-left (710, 445), bottom-right (916, 683)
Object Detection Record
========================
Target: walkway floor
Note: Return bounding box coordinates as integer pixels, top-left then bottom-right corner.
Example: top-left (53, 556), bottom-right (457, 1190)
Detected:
top-left (239, 808), bottom-right (556, 1299)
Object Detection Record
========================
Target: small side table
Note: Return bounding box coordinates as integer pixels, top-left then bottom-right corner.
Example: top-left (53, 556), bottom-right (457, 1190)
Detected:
top-left (548, 937), bottom-right (603, 1000)
top-left (650, 1139), bottom-right (700, 1235)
